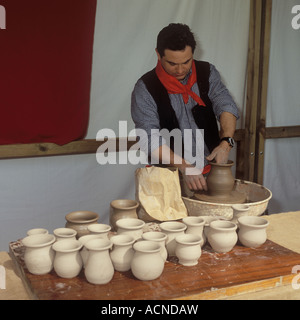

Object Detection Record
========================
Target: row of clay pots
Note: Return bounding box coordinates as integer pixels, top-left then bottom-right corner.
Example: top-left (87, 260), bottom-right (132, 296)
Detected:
top-left (22, 213), bottom-right (269, 284)
top-left (206, 216), bottom-right (269, 253)
top-left (22, 217), bottom-right (201, 282)
top-left (159, 215), bottom-right (269, 255)
top-left (22, 222), bottom-right (166, 284)
top-left (63, 199), bottom-right (140, 239)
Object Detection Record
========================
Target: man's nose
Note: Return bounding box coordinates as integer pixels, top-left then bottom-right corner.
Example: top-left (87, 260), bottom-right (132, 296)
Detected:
top-left (176, 64), bottom-right (183, 74)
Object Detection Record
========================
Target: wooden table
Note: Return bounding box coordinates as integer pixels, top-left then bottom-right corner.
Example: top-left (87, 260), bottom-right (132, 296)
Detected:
top-left (2, 211), bottom-right (300, 300)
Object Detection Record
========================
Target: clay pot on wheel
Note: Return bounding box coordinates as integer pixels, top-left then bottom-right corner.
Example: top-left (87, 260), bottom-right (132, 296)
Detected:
top-left (206, 161), bottom-right (235, 199)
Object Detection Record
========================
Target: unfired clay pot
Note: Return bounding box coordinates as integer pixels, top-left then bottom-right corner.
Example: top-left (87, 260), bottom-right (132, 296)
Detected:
top-left (238, 216), bottom-right (269, 248)
top-left (231, 204), bottom-right (250, 223)
top-left (52, 239), bottom-right (83, 278)
top-left (65, 211), bottom-right (99, 238)
top-left (22, 234), bottom-right (56, 275)
top-left (110, 234), bottom-right (135, 272)
top-left (160, 221), bottom-right (187, 257)
top-left (87, 223), bottom-right (111, 239)
top-left (208, 220), bottom-right (238, 253)
top-left (142, 231), bottom-right (168, 261)
top-left (131, 240), bottom-right (164, 281)
top-left (78, 234), bottom-right (104, 267)
top-left (110, 199), bottom-right (139, 231)
top-left (206, 161), bottom-right (235, 198)
top-left (27, 228), bottom-right (49, 236)
top-left (84, 238), bottom-right (114, 285)
top-left (182, 216), bottom-right (205, 247)
top-left (53, 227), bottom-right (77, 241)
top-left (116, 218), bottom-right (145, 240)
top-left (175, 234), bottom-right (202, 266)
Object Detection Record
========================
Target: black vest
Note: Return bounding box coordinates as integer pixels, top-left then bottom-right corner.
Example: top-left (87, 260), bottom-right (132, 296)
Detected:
top-left (141, 60), bottom-right (220, 153)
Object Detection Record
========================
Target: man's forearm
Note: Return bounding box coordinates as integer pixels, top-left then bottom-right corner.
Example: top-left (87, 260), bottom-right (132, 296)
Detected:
top-left (219, 111), bottom-right (237, 139)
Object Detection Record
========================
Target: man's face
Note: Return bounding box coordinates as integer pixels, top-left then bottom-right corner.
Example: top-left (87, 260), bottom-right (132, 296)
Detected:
top-left (156, 45), bottom-right (193, 81)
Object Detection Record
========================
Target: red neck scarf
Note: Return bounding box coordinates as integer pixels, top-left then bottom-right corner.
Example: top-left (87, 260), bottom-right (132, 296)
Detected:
top-left (155, 60), bottom-right (206, 107)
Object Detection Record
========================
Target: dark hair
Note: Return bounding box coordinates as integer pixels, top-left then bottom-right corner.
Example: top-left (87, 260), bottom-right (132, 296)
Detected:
top-left (156, 23), bottom-right (196, 57)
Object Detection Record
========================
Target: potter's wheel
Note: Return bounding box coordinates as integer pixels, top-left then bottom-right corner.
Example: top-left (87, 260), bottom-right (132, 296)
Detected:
top-left (194, 190), bottom-right (246, 204)
top-left (182, 180), bottom-right (272, 220)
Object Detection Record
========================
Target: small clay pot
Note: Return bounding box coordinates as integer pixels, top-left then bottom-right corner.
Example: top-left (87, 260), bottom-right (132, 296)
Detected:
top-left (22, 234), bottom-right (56, 275)
top-left (65, 211), bottom-right (99, 238)
top-left (52, 239), bottom-right (83, 278)
top-left (231, 204), bottom-right (250, 223)
top-left (131, 240), bottom-right (164, 281)
top-left (175, 234), bottom-right (202, 266)
top-left (87, 223), bottom-right (111, 239)
top-left (206, 161), bottom-right (235, 198)
top-left (27, 228), bottom-right (49, 236)
top-left (160, 221), bottom-right (187, 257)
top-left (78, 234), bottom-right (104, 267)
top-left (182, 216), bottom-right (205, 247)
top-left (116, 218), bottom-right (145, 240)
top-left (110, 199), bottom-right (139, 231)
top-left (238, 216), bottom-right (269, 248)
top-left (53, 227), bottom-right (77, 241)
top-left (110, 234), bottom-right (135, 272)
top-left (208, 220), bottom-right (238, 253)
top-left (142, 232), bottom-right (168, 261)
top-left (84, 239), bottom-right (114, 285)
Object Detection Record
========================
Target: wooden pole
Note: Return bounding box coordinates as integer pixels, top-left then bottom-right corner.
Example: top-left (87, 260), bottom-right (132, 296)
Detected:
top-left (244, 0), bottom-right (272, 183)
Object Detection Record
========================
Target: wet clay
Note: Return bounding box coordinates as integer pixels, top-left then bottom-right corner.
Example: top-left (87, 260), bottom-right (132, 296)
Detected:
top-left (195, 161), bottom-right (246, 204)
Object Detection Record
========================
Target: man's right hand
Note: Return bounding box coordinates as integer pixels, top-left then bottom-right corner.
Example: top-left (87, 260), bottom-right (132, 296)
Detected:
top-left (179, 164), bottom-right (208, 191)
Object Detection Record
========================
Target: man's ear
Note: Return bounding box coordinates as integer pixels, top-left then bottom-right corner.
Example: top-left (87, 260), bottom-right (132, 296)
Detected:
top-left (155, 49), bottom-right (161, 61)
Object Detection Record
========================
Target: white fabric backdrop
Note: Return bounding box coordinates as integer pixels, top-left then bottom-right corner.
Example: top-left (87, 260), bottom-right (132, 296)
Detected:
top-left (263, 0), bottom-right (300, 213)
top-left (0, 0), bottom-right (250, 251)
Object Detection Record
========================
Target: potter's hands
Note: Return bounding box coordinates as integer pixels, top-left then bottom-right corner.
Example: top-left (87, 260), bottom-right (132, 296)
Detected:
top-left (206, 141), bottom-right (231, 164)
top-left (179, 164), bottom-right (208, 191)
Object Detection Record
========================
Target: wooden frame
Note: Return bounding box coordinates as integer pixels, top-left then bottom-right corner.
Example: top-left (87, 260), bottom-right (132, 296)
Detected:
top-left (0, 0), bottom-right (299, 186)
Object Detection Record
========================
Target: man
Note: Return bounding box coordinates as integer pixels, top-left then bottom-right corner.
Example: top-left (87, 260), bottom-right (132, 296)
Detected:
top-left (131, 23), bottom-right (239, 191)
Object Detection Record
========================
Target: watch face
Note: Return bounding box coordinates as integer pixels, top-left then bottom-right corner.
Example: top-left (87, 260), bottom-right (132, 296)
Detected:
top-left (222, 137), bottom-right (235, 147)
top-left (228, 138), bottom-right (235, 147)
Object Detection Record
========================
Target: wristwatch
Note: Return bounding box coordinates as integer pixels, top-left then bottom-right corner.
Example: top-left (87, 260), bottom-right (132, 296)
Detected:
top-left (220, 137), bottom-right (235, 148)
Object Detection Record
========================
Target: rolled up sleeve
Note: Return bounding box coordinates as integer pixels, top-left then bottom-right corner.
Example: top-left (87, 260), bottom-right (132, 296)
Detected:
top-left (208, 64), bottom-right (240, 121)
